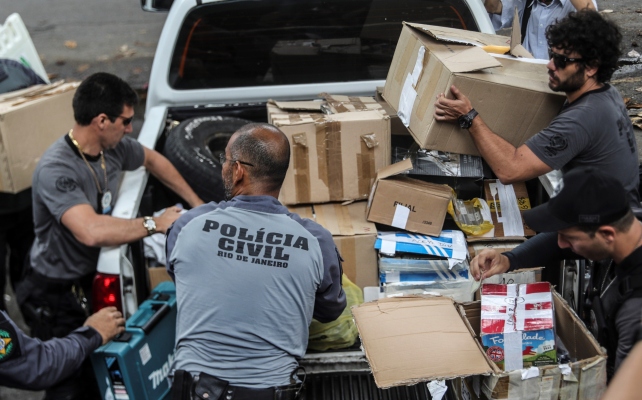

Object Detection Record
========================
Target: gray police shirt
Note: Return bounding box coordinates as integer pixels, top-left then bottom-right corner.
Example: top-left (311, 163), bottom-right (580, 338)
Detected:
top-left (166, 195), bottom-right (346, 388)
top-left (526, 84), bottom-right (640, 206)
top-left (30, 134), bottom-right (145, 279)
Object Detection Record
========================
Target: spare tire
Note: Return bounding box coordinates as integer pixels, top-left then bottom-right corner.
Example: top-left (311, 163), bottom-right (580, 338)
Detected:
top-left (163, 115), bottom-right (252, 203)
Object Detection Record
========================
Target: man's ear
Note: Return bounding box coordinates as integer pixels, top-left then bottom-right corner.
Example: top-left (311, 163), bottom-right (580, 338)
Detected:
top-left (585, 63), bottom-right (599, 80)
top-left (232, 161), bottom-right (245, 185)
top-left (596, 226), bottom-right (616, 243)
top-left (93, 113), bottom-right (109, 129)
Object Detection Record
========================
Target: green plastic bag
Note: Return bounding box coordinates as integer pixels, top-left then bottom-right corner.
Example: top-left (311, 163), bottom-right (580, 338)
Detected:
top-left (307, 274), bottom-right (363, 351)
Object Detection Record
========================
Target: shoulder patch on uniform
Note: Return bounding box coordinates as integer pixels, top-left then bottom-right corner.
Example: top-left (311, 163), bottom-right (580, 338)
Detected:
top-left (56, 176), bottom-right (78, 193)
top-left (0, 315), bottom-right (21, 363)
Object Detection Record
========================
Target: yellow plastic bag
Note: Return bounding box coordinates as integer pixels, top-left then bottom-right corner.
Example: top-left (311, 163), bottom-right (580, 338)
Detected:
top-left (447, 191), bottom-right (494, 236)
top-left (307, 274), bottom-right (363, 351)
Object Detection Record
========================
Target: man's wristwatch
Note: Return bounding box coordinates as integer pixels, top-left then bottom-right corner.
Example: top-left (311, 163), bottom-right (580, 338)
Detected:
top-left (143, 216), bottom-right (157, 236)
top-left (458, 108), bottom-right (479, 129)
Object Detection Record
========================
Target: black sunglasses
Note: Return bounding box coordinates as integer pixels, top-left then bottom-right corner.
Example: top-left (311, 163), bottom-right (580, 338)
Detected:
top-left (219, 153), bottom-right (254, 167)
top-left (110, 114), bottom-right (134, 126)
top-left (548, 50), bottom-right (584, 70)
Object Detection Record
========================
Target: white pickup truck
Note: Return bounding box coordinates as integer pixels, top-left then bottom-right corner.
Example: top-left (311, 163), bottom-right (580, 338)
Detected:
top-left (95, 0), bottom-right (495, 396)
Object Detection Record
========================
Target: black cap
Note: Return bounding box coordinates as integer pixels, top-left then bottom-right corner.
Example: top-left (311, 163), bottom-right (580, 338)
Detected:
top-left (523, 167), bottom-right (630, 232)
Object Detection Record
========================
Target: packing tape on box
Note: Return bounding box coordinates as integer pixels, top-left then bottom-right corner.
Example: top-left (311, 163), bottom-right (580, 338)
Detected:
top-left (292, 133), bottom-right (312, 203)
top-left (493, 182), bottom-right (524, 237)
top-left (357, 134), bottom-right (377, 198)
top-left (398, 46), bottom-right (425, 127)
top-left (317, 121), bottom-right (344, 201)
top-left (391, 204), bottom-right (410, 229)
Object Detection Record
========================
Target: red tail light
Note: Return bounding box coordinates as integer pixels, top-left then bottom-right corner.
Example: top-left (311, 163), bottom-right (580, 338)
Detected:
top-left (93, 273), bottom-right (123, 312)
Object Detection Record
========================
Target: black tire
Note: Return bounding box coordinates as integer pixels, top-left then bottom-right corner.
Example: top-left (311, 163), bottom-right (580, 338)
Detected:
top-left (163, 115), bottom-right (252, 203)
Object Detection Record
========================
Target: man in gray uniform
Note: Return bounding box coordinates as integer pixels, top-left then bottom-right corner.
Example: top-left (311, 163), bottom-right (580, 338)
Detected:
top-left (166, 123), bottom-right (346, 400)
top-left (0, 307), bottom-right (124, 390)
top-left (16, 72), bottom-right (204, 400)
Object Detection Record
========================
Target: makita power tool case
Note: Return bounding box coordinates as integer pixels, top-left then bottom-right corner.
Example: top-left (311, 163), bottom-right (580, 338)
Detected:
top-left (92, 281), bottom-right (177, 400)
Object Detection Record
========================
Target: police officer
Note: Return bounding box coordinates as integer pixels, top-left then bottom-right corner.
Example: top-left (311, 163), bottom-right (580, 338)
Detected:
top-left (0, 306), bottom-right (125, 389)
top-left (470, 166), bottom-right (642, 378)
top-left (166, 123), bottom-right (346, 400)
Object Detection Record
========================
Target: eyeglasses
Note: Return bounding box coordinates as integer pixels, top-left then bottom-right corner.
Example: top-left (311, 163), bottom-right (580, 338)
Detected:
top-left (548, 50), bottom-right (584, 70)
top-left (219, 153), bottom-right (254, 167)
top-left (110, 114), bottom-right (134, 126)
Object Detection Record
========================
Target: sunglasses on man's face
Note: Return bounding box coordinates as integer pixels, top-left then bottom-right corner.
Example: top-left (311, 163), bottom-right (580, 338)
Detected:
top-left (110, 115), bottom-right (134, 126)
top-left (548, 50), bottom-right (584, 70)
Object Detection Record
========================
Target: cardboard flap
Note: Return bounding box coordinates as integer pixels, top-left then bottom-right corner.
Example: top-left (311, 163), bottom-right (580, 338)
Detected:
top-left (441, 46), bottom-right (502, 73)
top-left (507, 7), bottom-right (534, 59)
top-left (315, 201), bottom-right (376, 236)
top-left (352, 296), bottom-right (495, 388)
top-left (406, 22), bottom-right (509, 48)
top-left (269, 99), bottom-right (322, 112)
top-left (375, 158), bottom-right (413, 180)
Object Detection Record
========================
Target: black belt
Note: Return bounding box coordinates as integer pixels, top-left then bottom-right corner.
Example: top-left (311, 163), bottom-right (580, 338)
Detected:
top-left (172, 370), bottom-right (304, 400)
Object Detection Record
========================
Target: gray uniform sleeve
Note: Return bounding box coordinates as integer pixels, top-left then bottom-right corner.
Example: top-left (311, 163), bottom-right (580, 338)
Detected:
top-left (525, 107), bottom-right (591, 171)
top-left (309, 226), bottom-right (347, 323)
top-left (34, 162), bottom-right (93, 222)
top-left (0, 311), bottom-right (102, 390)
top-left (614, 297), bottom-right (642, 372)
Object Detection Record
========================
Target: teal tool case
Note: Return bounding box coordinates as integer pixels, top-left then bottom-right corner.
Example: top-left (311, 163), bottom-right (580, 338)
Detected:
top-left (91, 281), bottom-right (177, 400)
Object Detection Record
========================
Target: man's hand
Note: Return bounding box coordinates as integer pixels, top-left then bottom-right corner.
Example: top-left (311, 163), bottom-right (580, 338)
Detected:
top-left (154, 205), bottom-right (184, 234)
top-left (84, 306), bottom-right (126, 345)
top-left (470, 249), bottom-right (511, 281)
top-left (434, 85), bottom-right (474, 123)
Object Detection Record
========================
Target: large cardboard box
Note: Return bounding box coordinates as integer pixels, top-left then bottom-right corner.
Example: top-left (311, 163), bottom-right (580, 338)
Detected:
top-left (352, 292), bottom-right (607, 399)
top-left (0, 81), bottom-right (79, 193)
top-left (288, 201), bottom-right (378, 289)
top-left (269, 101), bottom-right (391, 205)
top-left (382, 23), bottom-right (566, 156)
top-left (366, 158), bottom-right (452, 236)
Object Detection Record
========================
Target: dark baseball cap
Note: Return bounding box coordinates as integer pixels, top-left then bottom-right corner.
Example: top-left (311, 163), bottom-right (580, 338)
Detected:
top-left (523, 167), bottom-right (630, 232)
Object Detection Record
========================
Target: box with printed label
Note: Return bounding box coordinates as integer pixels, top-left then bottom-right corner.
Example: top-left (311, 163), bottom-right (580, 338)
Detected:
top-left (375, 230), bottom-right (473, 302)
top-left (0, 81), bottom-right (79, 193)
top-left (365, 158), bottom-right (452, 236)
top-left (382, 23), bottom-right (566, 156)
top-left (268, 100), bottom-right (391, 205)
top-left (288, 201), bottom-right (378, 289)
top-left (480, 282), bottom-right (557, 371)
top-left (479, 180), bottom-right (536, 238)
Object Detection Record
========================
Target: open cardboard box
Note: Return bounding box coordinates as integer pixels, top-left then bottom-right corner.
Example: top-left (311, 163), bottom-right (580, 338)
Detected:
top-left (288, 201), bottom-right (378, 289)
top-left (365, 158), bottom-right (452, 237)
top-left (382, 21), bottom-right (565, 156)
top-left (352, 291), bottom-right (606, 399)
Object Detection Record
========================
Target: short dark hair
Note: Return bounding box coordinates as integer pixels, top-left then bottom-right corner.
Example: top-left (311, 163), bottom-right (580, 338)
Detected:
top-left (546, 9), bottom-right (622, 83)
top-left (229, 123), bottom-right (290, 190)
top-left (577, 209), bottom-right (636, 237)
top-left (72, 72), bottom-right (138, 126)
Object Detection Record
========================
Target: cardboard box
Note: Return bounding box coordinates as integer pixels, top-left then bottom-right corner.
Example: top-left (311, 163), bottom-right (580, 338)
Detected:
top-left (382, 23), bottom-right (566, 156)
top-left (480, 283), bottom-right (557, 371)
top-left (320, 92), bottom-right (410, 136)
top-left (366, 158), bottom-right (452, 236)
top-left (269, 101), bottom-right (391, 205)
top-left (0, 81), bottom-right (79, 193)
top-left (481, 180), bottom-right (536, 238)
top-left (148, 266), bottom-right (173, 290)
top-left (352, 292), bottom-right (606, 399)
top-left (288, 201), bottom-right (378, 289)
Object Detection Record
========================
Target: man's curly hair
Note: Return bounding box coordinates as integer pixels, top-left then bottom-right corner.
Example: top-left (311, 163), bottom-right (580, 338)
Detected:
top-left (545, 9), bottom-right (622, 83)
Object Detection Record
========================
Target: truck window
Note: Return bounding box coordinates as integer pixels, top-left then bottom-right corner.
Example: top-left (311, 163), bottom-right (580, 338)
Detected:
top-left (168, 0), bottom-right (479, 90)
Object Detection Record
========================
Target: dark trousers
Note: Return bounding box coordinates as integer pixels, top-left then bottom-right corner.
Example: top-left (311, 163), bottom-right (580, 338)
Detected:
top-left (0, 206), bottom-right (34, 310)
top-left (16, 269), bottom-right (100, 400)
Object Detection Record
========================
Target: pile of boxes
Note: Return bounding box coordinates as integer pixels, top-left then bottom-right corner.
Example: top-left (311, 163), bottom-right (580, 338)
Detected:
top-left (274, 21), bottom-right (605, 400)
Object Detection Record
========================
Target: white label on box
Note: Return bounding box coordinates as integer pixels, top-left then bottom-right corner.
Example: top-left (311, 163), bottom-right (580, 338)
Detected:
top-left (391, 204), bottom-right (410, 229)
top-left (380, 239), bottom-right (397, 256)
top-left (504, 331), bottom-right (524, 371)
top-left (140, 343), bottom-right (152, 366)
top-left (398, 46), bottom-right (425, 127)
top-left (427, 380), bottom-right (447, 400)
top-left (385, 271), bottom-right (400, 283)
top-left (521, 366), bottom-right (540, 380)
